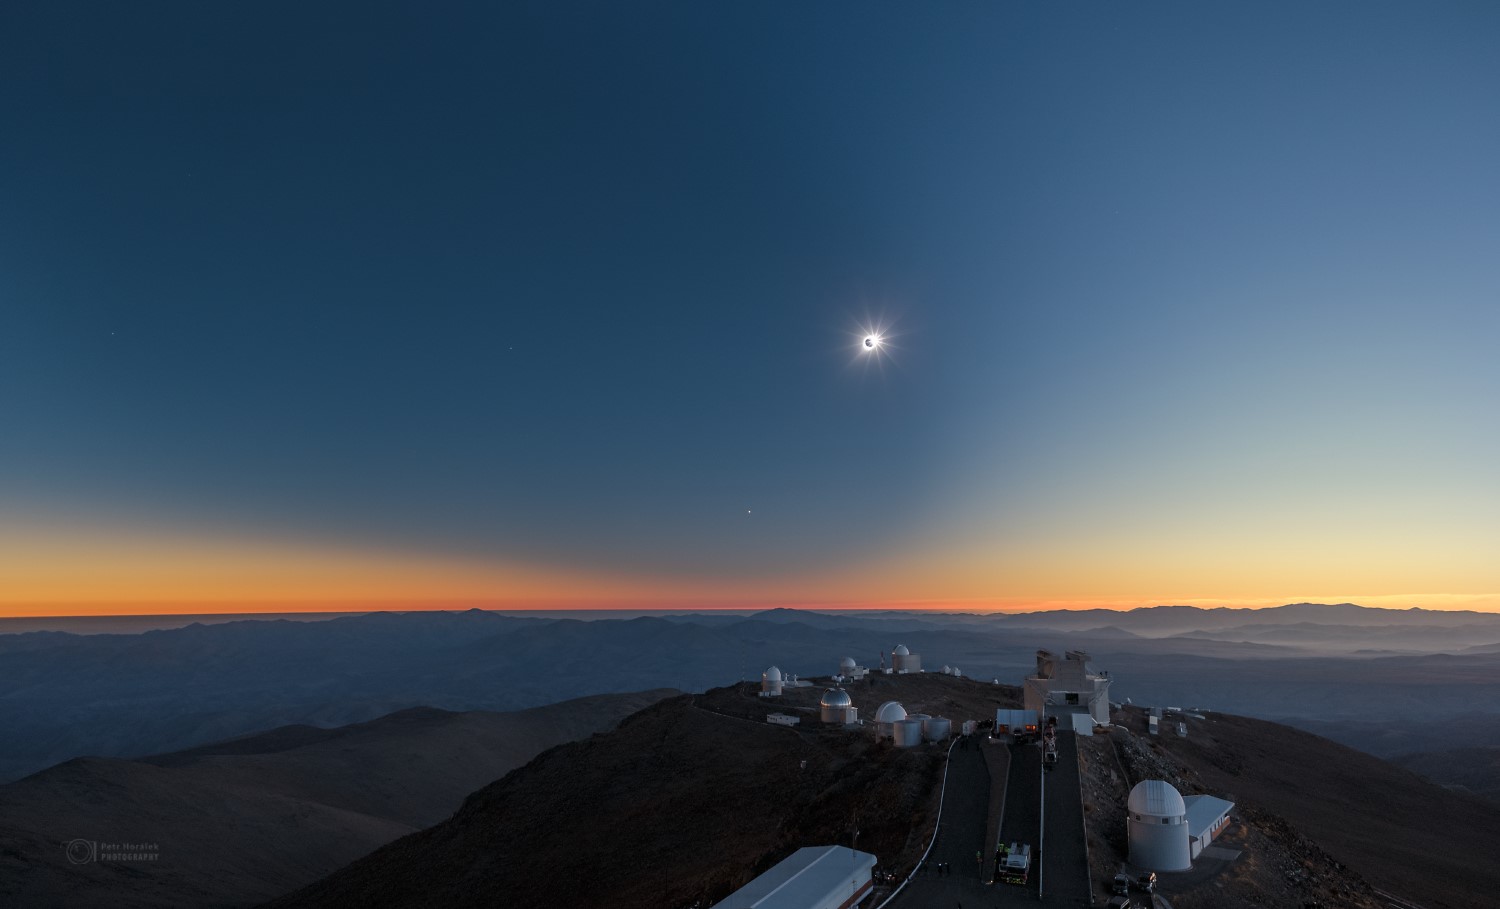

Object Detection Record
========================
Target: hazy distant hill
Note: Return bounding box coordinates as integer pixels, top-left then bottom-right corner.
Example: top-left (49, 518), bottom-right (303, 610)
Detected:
top-left (989, 601), bottom-right (1500, 637)
top-left (0, 690), bottom-right (673, 909)
top-left (1289, 712), bottom-right (1500, 757)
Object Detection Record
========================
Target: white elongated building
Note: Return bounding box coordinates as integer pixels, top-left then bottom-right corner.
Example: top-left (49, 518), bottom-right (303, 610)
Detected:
top-left (710, 845), bottom-right (876, 909)
top-left (1127, 780), bottom-right (1235, 871)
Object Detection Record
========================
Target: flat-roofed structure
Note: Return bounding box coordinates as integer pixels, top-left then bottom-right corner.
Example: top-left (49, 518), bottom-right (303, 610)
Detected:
top-left (1023, 649), bottom-right (1111, 727)
top-left (995, 708), bottom-right (1039, 736)
top-left (1184, 794), bottom-right (1234, 859)
top-left (710, 845), bottom-right (876, 909)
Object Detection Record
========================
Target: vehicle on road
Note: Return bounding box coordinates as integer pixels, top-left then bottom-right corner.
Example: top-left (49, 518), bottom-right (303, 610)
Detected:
top-left (1135, 871), bottom-right (1157, 893)
top-left (994, 841), bottom-right (1031, 885)
top-left (1112, 873), bottom-right (1130, 895)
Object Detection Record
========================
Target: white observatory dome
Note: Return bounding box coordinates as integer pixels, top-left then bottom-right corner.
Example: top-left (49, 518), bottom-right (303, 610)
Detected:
top-left (764, 666), bottom-right (782, 681)
top-left (1128, 780), bottom-right (1187, 818)
top-left (820, 688), bottom-right (853, 708)
top-left (840, 656), bottom-right (857, 670)
top-left (893, 644), bottom-right (910, 656)
top-left (1127, 779), bottom-right (1191, 871)
top-left (875, 701), bottom-right (907, 724)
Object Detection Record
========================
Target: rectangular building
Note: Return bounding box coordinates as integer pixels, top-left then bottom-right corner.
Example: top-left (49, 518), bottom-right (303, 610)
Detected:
top-left (1183, 795), bottom-right (1234, 859)
top-left (710, 845), bottom-right (876, 909)
top-left (995, 708), bottom-right (1039, 735)
top-left (1022, 650), bottom-right (1111, 726)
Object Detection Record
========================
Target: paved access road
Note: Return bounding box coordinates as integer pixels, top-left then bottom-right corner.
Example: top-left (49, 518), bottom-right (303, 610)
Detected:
top-left (885, 733), bottom-right (1092, 909)
top-left (991, 740), bottom-right (1041, 907)
top-left (1039, 733), bottom-right (1092, 907)
top-left (885, 737), bottom-right (994, 909)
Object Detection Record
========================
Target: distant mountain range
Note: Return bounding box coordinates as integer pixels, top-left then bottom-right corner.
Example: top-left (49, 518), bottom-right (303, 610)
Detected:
top-left (3, 603), bottom-right (1500, 781)
top-left (0, 690), bottom-right (673, 908)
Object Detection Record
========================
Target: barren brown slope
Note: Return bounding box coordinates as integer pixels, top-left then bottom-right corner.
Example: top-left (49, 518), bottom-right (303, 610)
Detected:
top-left (1130, 709), bottom-right (1500, 909)
top-left (268, 675), bottom-right (1019, 909)
top-left (0, 690), bottom-right (675, 909)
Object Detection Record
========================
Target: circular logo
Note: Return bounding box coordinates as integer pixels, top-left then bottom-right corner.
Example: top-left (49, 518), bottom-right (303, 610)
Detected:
top-left (65, 839), bottom-right (95, 864)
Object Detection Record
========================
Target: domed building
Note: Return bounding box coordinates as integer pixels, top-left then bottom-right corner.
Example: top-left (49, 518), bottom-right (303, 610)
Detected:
top-left (891, 644), bottom-right (921, 673)
top-left (874, 700), bottom-right (907, 739)
top-left (761, 665), bottom-right (783, 697)
top-left (836, 656), bottom-right (867, 680)
top-left (1127, 780), bottom-right (1190, 871)
top-left (1126, 779), bottom-right (1236, 871)
top-left (820, 688), bottom-right (857, 725)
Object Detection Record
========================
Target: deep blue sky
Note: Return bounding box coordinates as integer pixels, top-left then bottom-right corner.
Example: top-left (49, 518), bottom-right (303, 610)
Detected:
top-left (3, 2), bottom-right (1499, 610)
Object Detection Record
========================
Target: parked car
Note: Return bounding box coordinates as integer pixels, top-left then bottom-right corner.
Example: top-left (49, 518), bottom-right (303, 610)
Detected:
top-left (1112, 873), bottom-right (1131, 895)
top-left (1135, 871), bottom-right (1157, 893)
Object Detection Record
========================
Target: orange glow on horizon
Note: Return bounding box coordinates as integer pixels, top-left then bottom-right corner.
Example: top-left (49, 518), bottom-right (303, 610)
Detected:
top-left (4, 520), bottom-right (1500, 619)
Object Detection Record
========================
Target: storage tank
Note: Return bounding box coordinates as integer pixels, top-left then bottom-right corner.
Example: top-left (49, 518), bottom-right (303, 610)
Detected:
top-left (762, 666), bottom-right (783, 696)
top-left (820, 688), bottom-right (854, 724)
top-left (874, 701), bottom-right (907, 739)
top-left (1127, 780), bottom-right (1191, 871)
top-left (922, 716), bottom-right (951, 741)
top-left (893, 718), bottom-right (924, 748)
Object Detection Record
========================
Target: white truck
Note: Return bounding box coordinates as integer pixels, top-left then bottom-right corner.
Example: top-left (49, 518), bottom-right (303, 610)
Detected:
top-left (994, 842), bottom-right (1031, 885)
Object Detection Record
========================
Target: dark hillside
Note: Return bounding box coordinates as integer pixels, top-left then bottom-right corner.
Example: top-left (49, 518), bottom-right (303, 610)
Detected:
top-left (0, 690), bottom-right (674, 909)
top-left (1391, 746), bottom-right (1500, 802)
top-left (270, 675), bottom-right (1018, 909)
